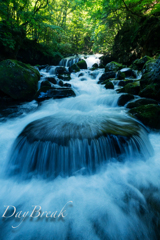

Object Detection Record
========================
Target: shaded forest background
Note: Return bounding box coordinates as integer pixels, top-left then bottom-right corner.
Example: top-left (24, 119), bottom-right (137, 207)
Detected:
top-left (0, 0), bottom-right (160, 65)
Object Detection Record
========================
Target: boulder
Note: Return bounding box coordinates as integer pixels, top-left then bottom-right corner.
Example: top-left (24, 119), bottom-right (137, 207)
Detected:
top-left (142, 59), bottom-right (156, 74)
top-left (117, 82), bottom-right (140, 95)
top-left (120, 68), bottom-right (137, 78)
top-left (139, 84), bottom-right (160, 101)
top-left (117, 94), bottom-right (134, 106)
top-left (98, 72), bottom-right (116, 84)
top-left (45, 77), bottom-right (57, 84)
top-left (92, 63), bottom-right (98, 68)
top-left (104, 81), bottom-right (114, 89)
top-left (126, 98), bottom-right (158, 109)
top-left (130, 56), bottom-right (152, 70)
top-left (116, 71), bottom-right (125, 80)
top-left (55, 66), bottom-right (68, 75)
top-left (0, 59), bottom-right (40, 100)
top-left (69, 64), bottom-right (80, 73)
top-left (105, 61), bottom-right (125, 72)
top-left (41, 81), bottom-right (51, 88)
top-left (78, 73), bottom-right (84, 77)
top-left (129, 104), bottom-right (160, 129)
top-left (77, 59), bottom-right (87, 69)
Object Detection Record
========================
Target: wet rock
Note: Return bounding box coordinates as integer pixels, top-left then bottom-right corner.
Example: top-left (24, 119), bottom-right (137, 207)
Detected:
top-left (78, 73), bottom-right (84, 77)
top-left (139, 84), bottom-right (160, 101)
top-left (117, 71), bottom-right (125, 80)
top-left (118, 80), bottom-right (134, 87)
top-left (69, 64), bottom-right (80, 73)
top-left (130, 56), bottom-right (152, 70)
top-left (37, 65), bottom-right (50, 71)
top-left (126, 98), bottom-right (158, 109)
top-left (64, 83), bottom-right (71, 87)
top-left (77, 59), bottom-right (87, 69)
top-left (92, 63), bottom-right (98, 68)
top-left (104, 81), bottom-right (114, 89)
top-left (98, 72), bottom-right (116, 84)
top-left (36, 88), bottom-right (76, 102)
top-left (80, 78), bottom-right (87, 81)
top-left (58, 74), bottom-right (71, 81)
top-left (55, 66), bottom-right (68, 74)
top-left (59, 80), bottom-right (64, 87)
top-left (45, 77), bottom-right (57, 84)
top-left (142, 59), bottom-right (156, 74)
top-left (0, 59), bottom-right (40, 101)
top-left (105, 61), bottom-right (125, 72)
top-left (120, 68), bottom-right (137, 78)
top-left (129, 104), bottom-right (160, 129)
top-left (117, 82), bottom-right (140, 95)
top-left (117, 94), bottom-right (134, 106)
top-left (41, 81), bottom-right (51, 88)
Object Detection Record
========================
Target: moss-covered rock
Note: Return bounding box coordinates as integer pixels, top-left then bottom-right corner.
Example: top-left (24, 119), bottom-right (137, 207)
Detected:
top-left (139, 83), bottom-right (160, 101)
top-left (92, 63), bottom-right (98, 68)
top-left (117, 82), bottom-right (140, 95)
top-left (77, 59), bottom-right (87, 69)
top-left (116, 71), bottom-right (125, 80)
top-left (69, 64), bottom-right (80, 73)
top-left (129, 104), bottom-right (160, 129)
top-left (105, 61), bottom-right (125, 72)
top-left (118, 80), bottom-right (134, 87)
top-left (130, 56), bottom-right (152, 70)
top-left (104, 82), bottom-right (114, 89)
top-left (41, 81), bottom-right (51, 88)
top-left (142, 59), bottom-right (156, 74)
top-left (126, 98), bottom-right (158, 109)
top-left (0, 59), bottom-right (40, 100)
top-left (117, 94), bottom-right (134, 106)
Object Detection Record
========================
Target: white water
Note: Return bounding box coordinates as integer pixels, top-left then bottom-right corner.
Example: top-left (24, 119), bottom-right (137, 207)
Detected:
top-left (0, 57), bottom-right (160, 240)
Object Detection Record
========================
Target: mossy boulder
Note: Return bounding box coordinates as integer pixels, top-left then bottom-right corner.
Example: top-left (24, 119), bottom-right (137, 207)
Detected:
top-left (0, 59), bottom-right (40, 100)
top-left (77, 59), bottom-right (87, 69)
top-left (130, 56), bottom-right (152, 70)
top-left (129, 104), bottom-right (160, 129)
top-left (142, 59), bottom-right (156, 74)
top-left (92, 63), bottom-right (98, 68)
top-left (105, 61), bottom-right (125, 72)
top-left (69, 64), bottom-right (80, 73)
top-left (118, 80), bottom-right (134, 87)
top-left (104, 81), bottom-right (114, 89)
top-left (117, 94), bottom-right (134, 106)
top-left (117, 71), bottom-right (125, 80)
top-left (117, 82), bottom-right (140, 95)
top-left (139, 84), bottom-right (160, 101)
top-left (126, 98), bottom-right (158, 109)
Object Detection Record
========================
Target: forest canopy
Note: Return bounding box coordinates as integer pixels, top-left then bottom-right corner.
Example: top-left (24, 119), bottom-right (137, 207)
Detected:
top-left (0, 0), bottom-right (160, 61)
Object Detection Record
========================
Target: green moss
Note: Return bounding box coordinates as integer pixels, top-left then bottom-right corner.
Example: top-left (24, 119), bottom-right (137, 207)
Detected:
top-left (129, 104), bottom-right (160, 129)
top-left (105, 61), bottom-right (126, 72)
top-left (105, 82), bottom-right (114, 89)
top-left (77, 59), bottom-right (87, 69)
top-left (0, 59), bottom-right (40, 100)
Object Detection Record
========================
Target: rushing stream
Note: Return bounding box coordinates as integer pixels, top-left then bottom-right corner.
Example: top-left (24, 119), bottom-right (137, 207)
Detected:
top-left (0, 55), bottom-right (160, 240)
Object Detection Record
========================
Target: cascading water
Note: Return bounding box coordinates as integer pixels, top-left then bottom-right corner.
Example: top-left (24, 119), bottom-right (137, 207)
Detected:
top-left (0, 55), bottom-right (160, 240)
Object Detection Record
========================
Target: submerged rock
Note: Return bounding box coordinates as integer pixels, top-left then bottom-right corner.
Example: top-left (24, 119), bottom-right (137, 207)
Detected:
top-left (7, 112), bottom-right (152, 178)
top-left (35, 87), bottom-right (76, 102)
top-left (0, 59), bottom-right (40, 100)
top-left (129, 104), bottom-right (160, 129)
